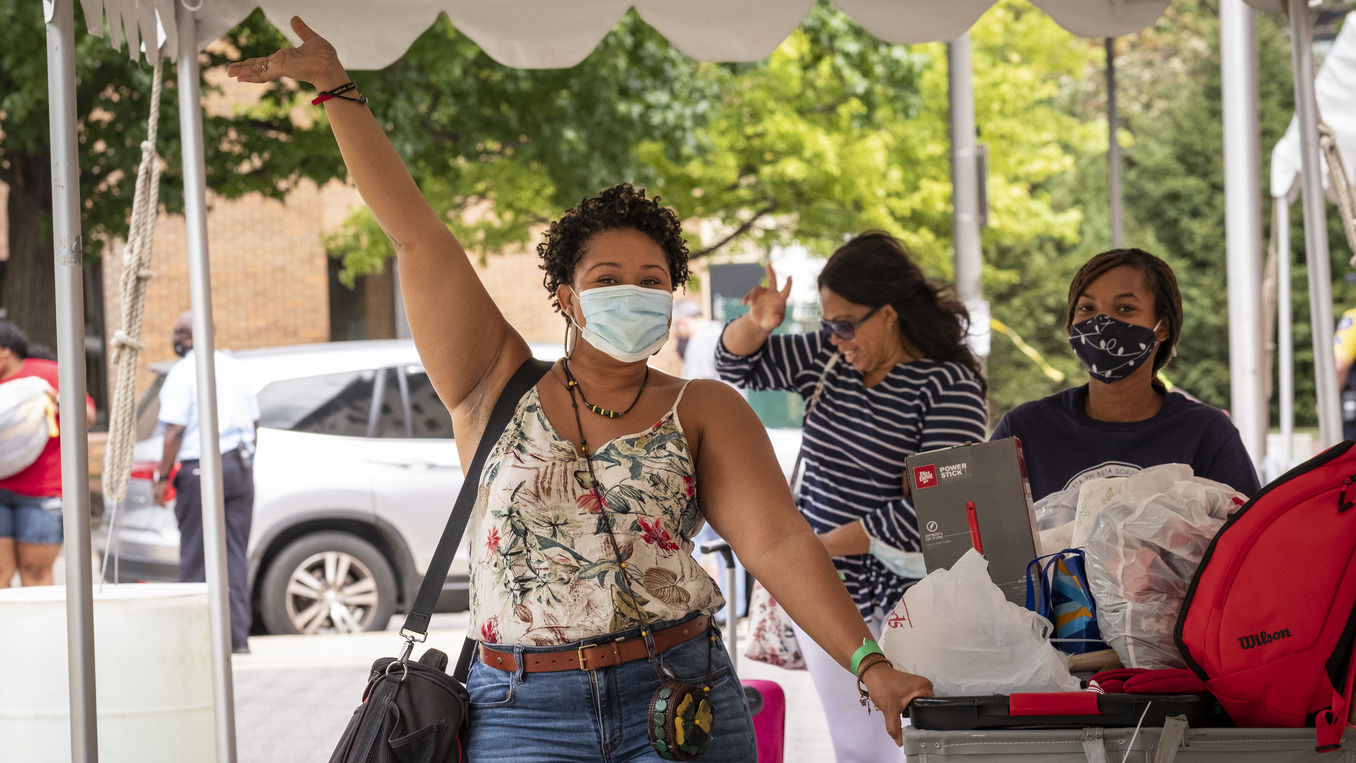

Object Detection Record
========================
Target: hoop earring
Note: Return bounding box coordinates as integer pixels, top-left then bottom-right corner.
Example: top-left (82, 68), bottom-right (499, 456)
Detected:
top-left (563, 318), bottom-right (577, 359)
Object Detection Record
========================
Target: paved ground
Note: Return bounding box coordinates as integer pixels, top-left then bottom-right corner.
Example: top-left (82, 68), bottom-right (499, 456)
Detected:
top-left (232, 612), bottom-right (835, 763)
top-left (43, 545), bottom-right (860, 761)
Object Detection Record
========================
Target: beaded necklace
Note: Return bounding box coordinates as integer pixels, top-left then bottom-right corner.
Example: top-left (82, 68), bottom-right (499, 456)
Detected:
top-left (561, 358), bottom-right (649, 419)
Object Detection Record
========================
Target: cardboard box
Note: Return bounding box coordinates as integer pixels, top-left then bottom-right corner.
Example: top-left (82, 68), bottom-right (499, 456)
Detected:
top-left (906, 437), bottom-right (1039, 606)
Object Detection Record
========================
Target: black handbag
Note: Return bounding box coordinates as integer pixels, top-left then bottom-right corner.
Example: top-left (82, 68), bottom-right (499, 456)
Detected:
top-left (328, 357), bottom-right (553, 763)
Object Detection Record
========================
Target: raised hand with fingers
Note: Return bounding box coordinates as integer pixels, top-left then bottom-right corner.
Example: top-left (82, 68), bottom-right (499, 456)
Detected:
top-left (226, 17), bottom-right (345, 90)
top-left (741, 262), bottom-right (793, 332)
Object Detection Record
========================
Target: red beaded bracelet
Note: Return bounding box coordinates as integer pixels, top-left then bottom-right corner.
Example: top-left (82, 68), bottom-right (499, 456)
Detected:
top-left (312, 81), bottom-right (367, 106)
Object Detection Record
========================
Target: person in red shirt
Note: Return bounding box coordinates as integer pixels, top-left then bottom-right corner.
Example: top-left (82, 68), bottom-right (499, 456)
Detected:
top-left (0, 320), bottom-right (94, 587)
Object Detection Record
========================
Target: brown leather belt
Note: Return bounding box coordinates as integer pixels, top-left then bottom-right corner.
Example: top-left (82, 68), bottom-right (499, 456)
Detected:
top-left (479, 615), bottom-right (711, 673)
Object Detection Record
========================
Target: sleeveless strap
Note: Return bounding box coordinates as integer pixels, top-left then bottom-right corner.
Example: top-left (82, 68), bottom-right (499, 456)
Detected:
top-left (670, 378), bottom-right (695, 410)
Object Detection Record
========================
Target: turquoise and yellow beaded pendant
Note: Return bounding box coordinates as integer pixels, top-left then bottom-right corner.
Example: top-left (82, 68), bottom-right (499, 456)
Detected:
top-left (647, 680), bottom-right (714, 760)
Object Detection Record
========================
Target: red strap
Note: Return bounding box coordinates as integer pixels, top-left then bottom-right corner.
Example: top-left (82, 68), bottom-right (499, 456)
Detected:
top-left (1317, 643), bottom-right (1356, 752)
top-left (1009, 692), bottom-right (1100, 716)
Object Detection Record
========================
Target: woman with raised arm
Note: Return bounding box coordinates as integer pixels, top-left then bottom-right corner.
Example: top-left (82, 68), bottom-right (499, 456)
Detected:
top-left (230, 18), bottom-right (931, 762)
top-left (716, 232), bottom-right (988, 763)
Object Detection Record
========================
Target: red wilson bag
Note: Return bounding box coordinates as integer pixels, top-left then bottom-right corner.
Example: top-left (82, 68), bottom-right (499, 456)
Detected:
top-left (1175, 440), bottom-right (1356, 752)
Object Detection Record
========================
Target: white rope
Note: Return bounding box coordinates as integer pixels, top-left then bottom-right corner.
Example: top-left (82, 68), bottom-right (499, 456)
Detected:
top-left (102, 55), bottom-right (164, 503)
top-left (1317, 120), bottom-right (1356, 270)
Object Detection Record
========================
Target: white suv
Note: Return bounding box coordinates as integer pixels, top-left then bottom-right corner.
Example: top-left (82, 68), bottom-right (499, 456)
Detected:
top-left (99, 339), bottom-right (560, 635)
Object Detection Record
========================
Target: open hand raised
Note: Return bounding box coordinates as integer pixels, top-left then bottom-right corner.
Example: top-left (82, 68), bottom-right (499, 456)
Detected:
top-left (226, 17), bottom-right (342, 88)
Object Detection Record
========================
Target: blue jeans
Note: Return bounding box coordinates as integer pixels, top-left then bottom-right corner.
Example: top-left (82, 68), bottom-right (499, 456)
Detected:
top-left (0, 490), bottom-right (63, 544)
top-left (466, 617), bottom-right (757, 762)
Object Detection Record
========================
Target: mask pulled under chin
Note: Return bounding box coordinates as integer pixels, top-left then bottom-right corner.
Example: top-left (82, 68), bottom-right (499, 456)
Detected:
top-left (173, 343), bottom-right (189, 358)
top-left (1067, 314), bottom-right (1161, 384)
top-left (571, 284), bottom-right (673, 363)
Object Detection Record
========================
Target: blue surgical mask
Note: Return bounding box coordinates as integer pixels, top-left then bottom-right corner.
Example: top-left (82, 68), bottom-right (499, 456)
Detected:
top-left (571, 285), bottom-right (674, 363)
top-left (869, 536), bottom-right (927, 579)
top-left (1068, 314), bottom-right (1163, 383)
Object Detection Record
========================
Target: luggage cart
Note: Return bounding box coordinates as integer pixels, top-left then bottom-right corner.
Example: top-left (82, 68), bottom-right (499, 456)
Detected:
top-left (903, 708), bottom-right (1351, 761)
top-left (702, 541), bottom-right (785, 763)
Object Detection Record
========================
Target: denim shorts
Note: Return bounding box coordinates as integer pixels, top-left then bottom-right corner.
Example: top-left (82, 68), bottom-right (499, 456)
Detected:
top-left (465, 616), bottom-right (757, 763)
top-left (0, 490), bottom-right (63, 544)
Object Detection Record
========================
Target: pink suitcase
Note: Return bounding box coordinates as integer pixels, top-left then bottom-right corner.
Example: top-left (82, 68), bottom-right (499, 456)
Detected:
top-left (744, 678), bottom-right (785, 763)
top-left (703, 541), bottom-right (786, 763)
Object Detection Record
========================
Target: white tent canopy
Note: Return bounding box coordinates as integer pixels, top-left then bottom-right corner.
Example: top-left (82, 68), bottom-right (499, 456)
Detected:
top-left (1272, 11), bottom-right (1356, 199)
top-left (81, 0), bottom-right (1171, 69)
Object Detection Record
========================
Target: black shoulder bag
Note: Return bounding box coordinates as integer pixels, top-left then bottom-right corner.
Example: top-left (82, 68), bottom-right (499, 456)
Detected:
top-left (328, 357), bottom-right (553, 763)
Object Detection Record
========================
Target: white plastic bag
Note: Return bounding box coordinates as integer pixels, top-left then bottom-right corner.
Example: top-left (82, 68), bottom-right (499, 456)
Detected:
top-left (1083, 465), bottom-right (1243, 669)
top-left (1033, 484), bottom-right (1078, 555)
top-left (0, 376), bottom-right (56, 479)
top-left (1072, 465), bottom-right (1192, 550)
top-left (879, 549), bottom-right (1080, 695)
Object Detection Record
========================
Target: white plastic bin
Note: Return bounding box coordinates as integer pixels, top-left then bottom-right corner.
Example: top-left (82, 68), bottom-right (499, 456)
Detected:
top-left (0, 583), bottom-right (215, 762)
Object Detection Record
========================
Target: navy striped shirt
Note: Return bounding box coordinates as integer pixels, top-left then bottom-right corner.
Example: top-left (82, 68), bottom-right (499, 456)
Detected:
top-left (715, 329), bottom-right (988, 616)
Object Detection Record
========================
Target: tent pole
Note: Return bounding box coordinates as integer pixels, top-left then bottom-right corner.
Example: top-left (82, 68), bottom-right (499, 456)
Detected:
top-left (175, 4), bottom-right (239, 761)
top-left (1221, 0), bottom-right (1267, 472)
top-left (948, 33), bottom-right (988, 365)
top-left (1277, 197), bottom-right (1295, 467)
top-left (1106, 37), bottom-right (1123, 249)
top-left (1287, 0), bottom-right (1342, 446)
top-left (44, 0), bottom-right (98, 758)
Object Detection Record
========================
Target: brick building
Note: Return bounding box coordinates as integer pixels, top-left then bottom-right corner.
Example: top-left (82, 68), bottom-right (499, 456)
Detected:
top-left (97, 177), bottom-right (641, 398)
top-left (5, 73), bottom-right (718, 425)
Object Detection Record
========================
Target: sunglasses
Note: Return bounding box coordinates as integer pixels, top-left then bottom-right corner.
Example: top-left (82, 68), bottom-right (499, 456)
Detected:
top-left (820, 306), bottom-right (881, 340)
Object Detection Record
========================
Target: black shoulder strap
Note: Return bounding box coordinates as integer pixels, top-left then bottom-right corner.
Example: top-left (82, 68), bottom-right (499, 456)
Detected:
top-left (401, 356), bottom-right (553, 638)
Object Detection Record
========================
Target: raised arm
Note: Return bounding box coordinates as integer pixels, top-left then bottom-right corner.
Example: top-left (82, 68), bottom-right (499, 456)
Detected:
top-left (686, 381), bottom-right (932, 746)
top-left (227, 17), bottom-right (528, 432)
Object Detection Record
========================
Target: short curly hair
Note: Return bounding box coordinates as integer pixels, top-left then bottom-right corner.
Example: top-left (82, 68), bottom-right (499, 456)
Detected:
top-left (538, 184), bottom-right (689, 313)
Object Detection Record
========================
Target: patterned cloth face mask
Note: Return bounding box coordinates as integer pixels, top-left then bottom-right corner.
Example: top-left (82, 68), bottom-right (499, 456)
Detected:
top-left (1067, 314), bottom-right (1163, 383)
top-left (571, 285), bottom-right (674, 363)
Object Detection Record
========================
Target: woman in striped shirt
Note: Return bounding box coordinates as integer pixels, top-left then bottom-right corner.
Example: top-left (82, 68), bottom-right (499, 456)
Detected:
top-left (717, 231), bottom-right (988, 763)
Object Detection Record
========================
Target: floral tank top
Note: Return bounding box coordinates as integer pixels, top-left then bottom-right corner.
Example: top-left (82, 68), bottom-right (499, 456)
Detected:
top-left (467, 382), bottom-right (725, 645)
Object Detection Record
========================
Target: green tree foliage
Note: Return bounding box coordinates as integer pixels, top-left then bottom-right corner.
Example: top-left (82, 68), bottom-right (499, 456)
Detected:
top-left (633, 9), bottom-right (929, 261)
top-left (637, 1), bottom-right (1106, 420)
top-left (327, 0), bottom-right (1098, 299)
top-left (944, 4), bottom-right (1107, 417)
top-left (640, 2), bottom-right (1100, 282)
top-left (320, 11), bottom-right (722, 283)
top-left (0, 8), bottom-right (341, 347)
top-left (1120, 2), bottom-right (1341, 427)
top-left (1109, 4), bottom-right (1301, 411)
top-left (15, 0), bottom-right (1309, 433)
top-left (986, 0), bottom-right (1341, 430)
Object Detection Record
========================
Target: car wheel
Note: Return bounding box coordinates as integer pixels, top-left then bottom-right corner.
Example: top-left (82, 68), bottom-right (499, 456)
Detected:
top-left (259, 532), bottom-right (397, 635)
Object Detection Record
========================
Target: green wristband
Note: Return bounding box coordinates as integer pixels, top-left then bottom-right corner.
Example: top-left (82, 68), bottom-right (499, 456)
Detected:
top-left (850, 638), bottom-right (885, 677)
